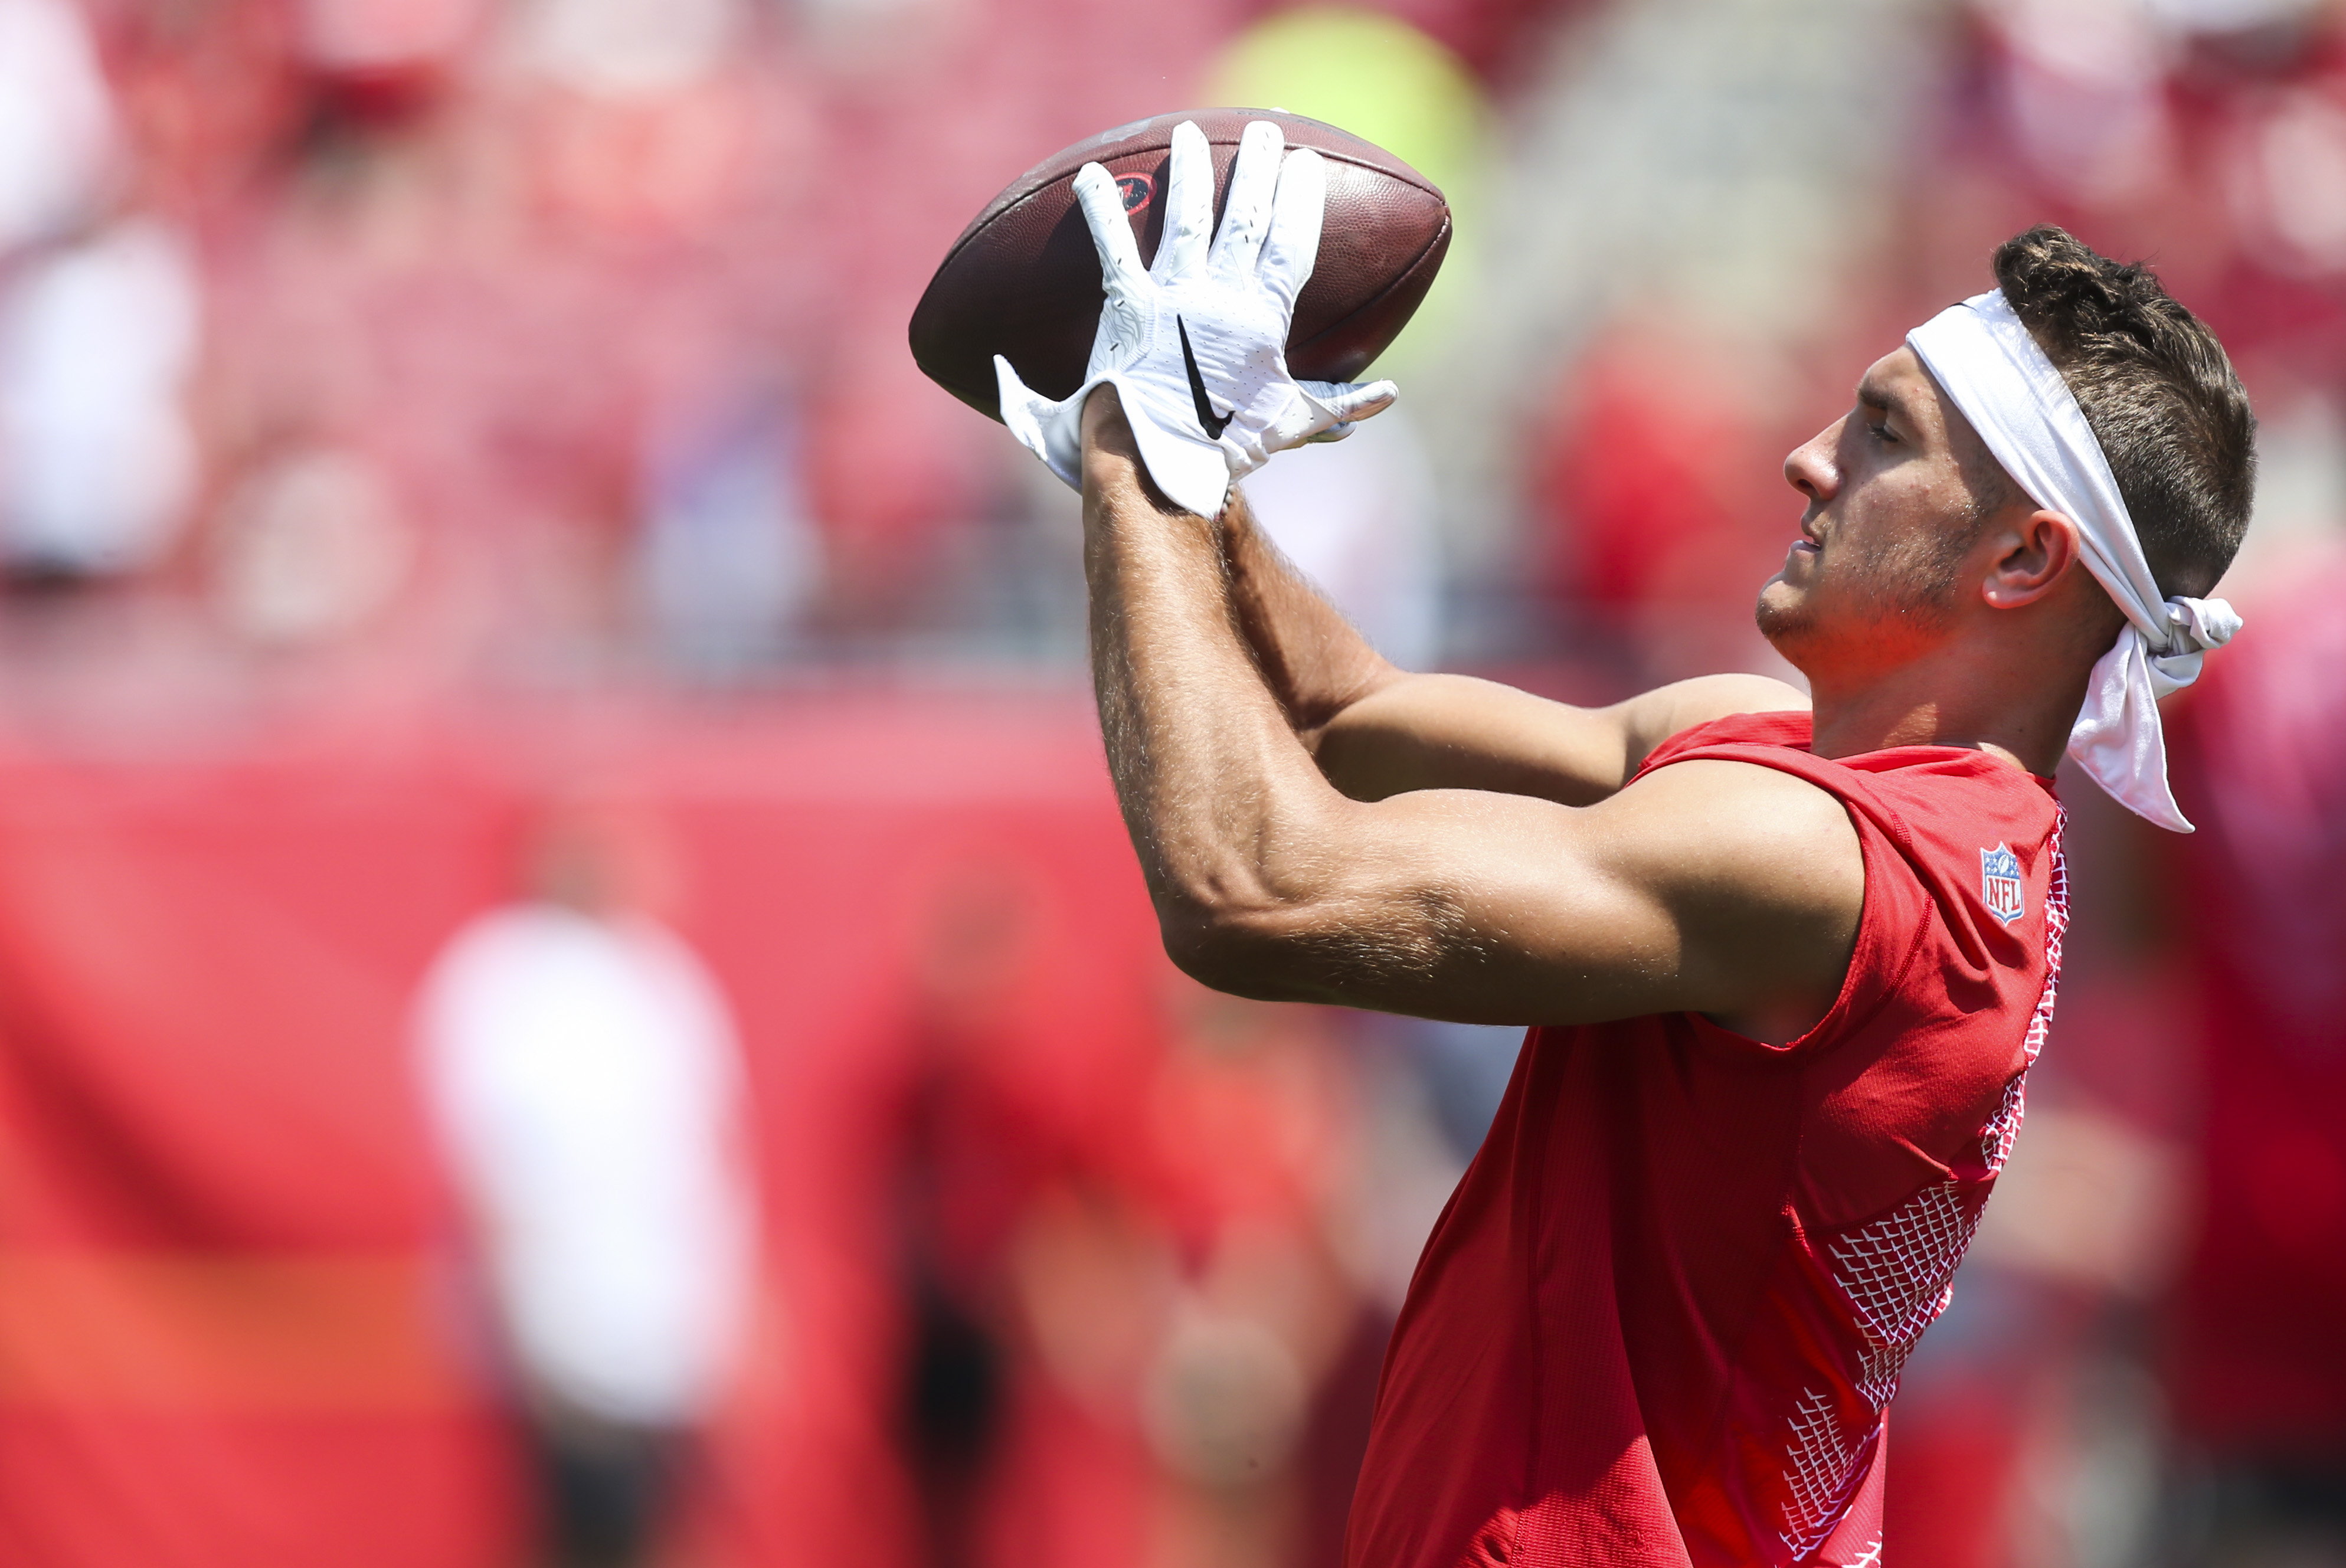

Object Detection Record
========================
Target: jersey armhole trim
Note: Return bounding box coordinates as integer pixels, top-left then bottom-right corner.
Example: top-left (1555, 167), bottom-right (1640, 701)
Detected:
top-left (1684, 798), bottom-right (1916, 1060)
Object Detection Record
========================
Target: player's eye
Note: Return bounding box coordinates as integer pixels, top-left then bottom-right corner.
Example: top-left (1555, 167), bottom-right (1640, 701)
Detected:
top-left (1866, 420), bottom-right (1897, 446)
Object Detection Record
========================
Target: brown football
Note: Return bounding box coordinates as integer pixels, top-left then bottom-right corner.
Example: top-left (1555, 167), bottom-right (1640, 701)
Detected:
top-left (909, 109), bottom-right (1451, 424)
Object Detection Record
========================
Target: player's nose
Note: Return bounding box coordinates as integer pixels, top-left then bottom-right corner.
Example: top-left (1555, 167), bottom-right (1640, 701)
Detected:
top-left (1783, 423), bottom-right (1839, 503)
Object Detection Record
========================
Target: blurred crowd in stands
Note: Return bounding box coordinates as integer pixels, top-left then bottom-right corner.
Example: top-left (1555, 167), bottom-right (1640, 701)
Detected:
top-left (0, 0), bottom-right (2344, 1565)
top-left (6, 0), bottom-right (2346, 679)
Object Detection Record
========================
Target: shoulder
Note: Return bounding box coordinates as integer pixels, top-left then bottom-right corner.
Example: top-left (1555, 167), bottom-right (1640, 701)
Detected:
top-left (624, 921), bottom-right (738, 1021)
top-left (428, 905), bottom-right (575, 973)
top-left (1497, 757), bottom-right (1864, 1031)
top-left (1619, 673), bottom-right (1812, 771)
top-left (1594, 758), bottom-right (1864, 933)
top-left (1665, 672), bottom-right (1812, 719)
top-left (418, 905), bottom-right (603, 1020)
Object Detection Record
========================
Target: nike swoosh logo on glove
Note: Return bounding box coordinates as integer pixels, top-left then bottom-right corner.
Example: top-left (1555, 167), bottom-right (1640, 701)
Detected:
top-left (1177, 316), bottom-right (1233, 440)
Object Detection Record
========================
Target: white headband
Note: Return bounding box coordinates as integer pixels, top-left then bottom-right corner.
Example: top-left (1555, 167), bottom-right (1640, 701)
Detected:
top-left (1906, 289), bottom-right (2242, 833)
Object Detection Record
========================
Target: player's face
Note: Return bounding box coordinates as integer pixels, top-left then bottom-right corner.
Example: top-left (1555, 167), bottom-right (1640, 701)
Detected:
top-left (1758, 346), bottom-right (1993, 676)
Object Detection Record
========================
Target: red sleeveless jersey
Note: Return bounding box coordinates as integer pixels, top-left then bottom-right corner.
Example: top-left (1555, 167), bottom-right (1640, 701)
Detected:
top-left (1344, 712), bottom-right (2067, 1568)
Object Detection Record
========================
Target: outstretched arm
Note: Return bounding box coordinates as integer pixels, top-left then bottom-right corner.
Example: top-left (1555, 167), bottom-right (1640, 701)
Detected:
top-left (1084, 392), bottom-right (1861, 1033)
top-left (991, 111), bottom-right (1802, 809)
top-left (1218, 487), bottom-right (1811, 807)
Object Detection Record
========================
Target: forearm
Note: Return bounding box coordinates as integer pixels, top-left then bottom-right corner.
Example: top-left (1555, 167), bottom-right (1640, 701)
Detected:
top-left (1069, 408), bottom-right (1840, 1026)
top-left (1216, 480), bottom-right (1803, 806)
top-left (1312, 675), bottom-right (1641, 805)
top-left (1217, 489), bottom-right (1402, 736)
top-left (1079, 391), bottom-right (1343, 943)
top-left (1215, 485), bottom-right (1634, 804)
top-left (1315, 672), bottom-right (1812, 806)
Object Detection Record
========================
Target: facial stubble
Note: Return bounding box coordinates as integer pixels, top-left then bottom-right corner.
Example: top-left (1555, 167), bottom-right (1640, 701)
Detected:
top-left (1755, 498), bottom-right (1995, 656)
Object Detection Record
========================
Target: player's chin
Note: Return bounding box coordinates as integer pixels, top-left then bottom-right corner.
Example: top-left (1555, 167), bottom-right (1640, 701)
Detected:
top-left (1753, 578), bottom-right (1812, 648)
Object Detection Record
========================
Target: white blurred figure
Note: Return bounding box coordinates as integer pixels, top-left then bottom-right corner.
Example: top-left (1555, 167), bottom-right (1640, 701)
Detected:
top-left (0, 0), bottom-right (116, 255)
top-left (0, 221), bottom-right (201, 580)
top-left (1237, 407), bottom-right (1442, 670)
top-left (0, 0), bottom-right (202, 591)
top-left (209, 446), bottom-right (415, 649)
top-left (416, 798), bottom-right (757, 1568)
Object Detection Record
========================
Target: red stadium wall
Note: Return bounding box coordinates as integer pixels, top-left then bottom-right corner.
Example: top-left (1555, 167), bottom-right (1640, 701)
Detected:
top-left (0, 690), bottom-right (1180, 1568)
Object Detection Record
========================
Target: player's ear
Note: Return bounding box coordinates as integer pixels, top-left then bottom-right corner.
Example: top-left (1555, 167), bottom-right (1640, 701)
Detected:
top-left (1981, 509), bottom-right (2080, 610)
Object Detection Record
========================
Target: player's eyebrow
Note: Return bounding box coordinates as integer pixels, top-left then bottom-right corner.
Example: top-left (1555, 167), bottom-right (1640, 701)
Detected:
top-left (1856, 375), bottom-right (1913, 428)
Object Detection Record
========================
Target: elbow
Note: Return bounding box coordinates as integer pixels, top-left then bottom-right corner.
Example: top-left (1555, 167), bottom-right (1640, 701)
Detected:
top-left (1159, 866), bottom-right (1469, 1006)
top-left (1156, 896), bottom-right (1314, 1002)
top-left (1148, 793), bottom-right (1370, 1001)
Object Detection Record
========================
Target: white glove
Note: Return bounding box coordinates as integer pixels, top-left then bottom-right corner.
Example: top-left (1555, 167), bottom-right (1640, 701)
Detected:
top-left (994, 119), bottom-right (1399, 519)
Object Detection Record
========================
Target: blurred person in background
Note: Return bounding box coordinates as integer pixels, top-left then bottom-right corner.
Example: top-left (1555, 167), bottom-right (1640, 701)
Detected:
top-left (416, 793), bottom-right (757, 1568)
top-left (0, 217), bottom-right (200, 584)
top-left (888, 863), bottom-right (1046, 1568)
top-left (1003, 112), bottom-right (2256, 1566)
top-left (0, 0), bottom-right (114, 257)
top-left (1140, 981), bottom-right (1362, 1568)
top-left (2164, 555), bottom-right (2346, 1568)
top-left (884, 866), bottom-right (1386, 1568)
top-left (0, 0), bottom-right (201, 590)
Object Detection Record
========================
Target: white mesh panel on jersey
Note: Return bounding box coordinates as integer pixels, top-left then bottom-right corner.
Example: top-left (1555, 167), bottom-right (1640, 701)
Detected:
top-left (1830, 1181), bottom-right (1983, 1409)
top-left (1777, 1386), bottom-right (1874, 1560)
top-left (1774, 811), bottom-right (2069, 1562)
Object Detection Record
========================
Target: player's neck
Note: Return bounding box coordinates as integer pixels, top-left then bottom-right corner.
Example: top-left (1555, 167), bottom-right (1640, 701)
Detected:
top-left (1804, 637), bottom-right (2087, 777)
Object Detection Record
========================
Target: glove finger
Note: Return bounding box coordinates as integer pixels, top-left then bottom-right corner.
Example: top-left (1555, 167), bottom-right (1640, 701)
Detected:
top-left (995, 356), bottom-right (1082, 491)
top-left (1072, 163), bottom-right (1150, 297)
top-left (1154, 121), bottom-right (1214, 283)
top-left (1257, 148), bottom-right (1324, 313)
top-left (1209, 120), bottom-right (1284, 279)
top-left (1254, 379), bottom-right (1399, 456)
top-left (1302, 378), bottom-right (1399, 425)
top-left (1303, 421), bottom-right (1355, 444)
top-left (995, 355), bottom-right (1046, 448)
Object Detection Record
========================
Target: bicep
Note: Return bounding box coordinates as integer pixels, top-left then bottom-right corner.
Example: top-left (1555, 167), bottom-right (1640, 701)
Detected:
top-left (1308, 673), bottom-right (1646, 806)
top-left (1614, 674), bottom-right (1812, 770)
top-left (1191, 761), bottom-right (1862, 1030)
top-left (1308, 672), bottom-right (1811, 808)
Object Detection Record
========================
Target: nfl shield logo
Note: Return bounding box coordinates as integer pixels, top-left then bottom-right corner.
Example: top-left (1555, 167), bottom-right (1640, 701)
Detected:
top-left (1979, 844), bottom-right (2026, 925)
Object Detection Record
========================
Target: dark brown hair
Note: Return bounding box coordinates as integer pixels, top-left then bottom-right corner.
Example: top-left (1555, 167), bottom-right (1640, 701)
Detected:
top-left (1992, 225), bottom-right (2256, 599)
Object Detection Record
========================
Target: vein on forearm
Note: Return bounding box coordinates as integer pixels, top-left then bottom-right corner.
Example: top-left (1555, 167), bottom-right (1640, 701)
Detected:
top-left (1216, 493), bottom-right (1396, 741)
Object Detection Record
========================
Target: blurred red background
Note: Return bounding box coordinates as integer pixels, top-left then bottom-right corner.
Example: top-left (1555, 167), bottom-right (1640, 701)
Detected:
top-left (1, 0), bottom-right (2344, 1564)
